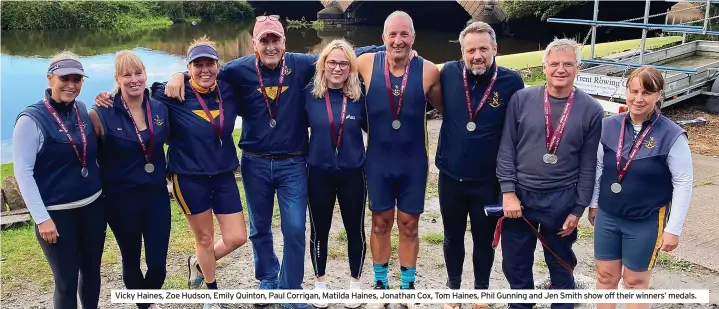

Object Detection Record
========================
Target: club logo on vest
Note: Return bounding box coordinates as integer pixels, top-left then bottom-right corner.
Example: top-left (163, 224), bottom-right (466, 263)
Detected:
top-left (192, 110), bottom-right (220, 122)
top-left (256, 86), bottom-right (289, 100)
top-left (284, 66), bottom-right (292, 76)
top-left (77, 122), bottom-right (86, 130)
top-left (645, 136), bottom-right (657, 149)
top-left (392, 84), bottom-right (400, 96)
top-left (489, 92), bottom-right (501, 108)
top-left (154, 115), bottom-right (164, 126)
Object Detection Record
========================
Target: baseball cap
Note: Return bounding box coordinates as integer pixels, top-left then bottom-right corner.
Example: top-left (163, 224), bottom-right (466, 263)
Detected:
top-left (187, 44), bottom-right (219, 63)
top-left (47, 59), bottom-right (88, 77)
top-left (253, 15), bottom-right (285, 41)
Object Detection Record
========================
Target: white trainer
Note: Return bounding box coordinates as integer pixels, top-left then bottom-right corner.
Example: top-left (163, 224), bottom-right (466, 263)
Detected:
top-left (311, 281), bottom-right (329, 308)
top-left (345, 281), bottom-right (362, 308)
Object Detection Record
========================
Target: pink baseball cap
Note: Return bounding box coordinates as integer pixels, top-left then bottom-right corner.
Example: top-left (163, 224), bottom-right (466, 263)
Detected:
top-left (253, 15), bottom-right (285, 41)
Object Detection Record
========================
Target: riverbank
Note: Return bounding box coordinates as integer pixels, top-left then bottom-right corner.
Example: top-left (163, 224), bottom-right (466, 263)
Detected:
top-left (0, 1), bottom-right (254, 31)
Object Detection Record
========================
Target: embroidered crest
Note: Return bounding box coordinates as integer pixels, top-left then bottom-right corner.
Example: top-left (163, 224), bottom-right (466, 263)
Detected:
top-left (392, 84), bottom-right (400, 96)
top-left (283, 66), bottom-right (292, 76)
top-left (489, 92), bottom-right (501, 108)
top-left (645, 136), bottom-right (656, 149)
top-left (154, 115), bottom-right (164, 126)
top-left (77, 122), bottom-right (86, 130)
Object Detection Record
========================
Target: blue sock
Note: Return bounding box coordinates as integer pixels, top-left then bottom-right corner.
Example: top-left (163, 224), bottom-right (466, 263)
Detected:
top-left (373, 262), bottom-right (389, 288)
top-left (206, 281), bottom-right (218, 289)
top-left (400, 266), bottom-right (416, 289)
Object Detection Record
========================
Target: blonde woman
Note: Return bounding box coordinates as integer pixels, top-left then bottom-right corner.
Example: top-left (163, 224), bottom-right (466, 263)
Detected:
top-left (89, 50), bottom-right (170, 309)
top-left (12, 51), bottom-right (106, 309)
top-left (95, 37), bottom-right (247, 309)
top-left (304, 39), bottom-right (367, 309)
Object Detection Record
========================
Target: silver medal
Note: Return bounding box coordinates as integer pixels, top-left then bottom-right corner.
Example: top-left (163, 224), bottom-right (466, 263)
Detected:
top-left (466, 122), bottom-right (476, 132)
top-left (611, 182), bottom-right (622, 194)
top-left (543, 153), bottom-right (558, 165)
top-left (392, 119), bottom-right (401, 130)
top-left (144, 163), bottom-right (155, 173)
top-left (269, 119), bottom-right (277, 128)
top-left (81, 167), bottom-right (89, 178)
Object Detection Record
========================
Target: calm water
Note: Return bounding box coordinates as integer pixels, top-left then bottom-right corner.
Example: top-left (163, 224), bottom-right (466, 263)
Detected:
top-left (0, 22), bottom-right (548, 163)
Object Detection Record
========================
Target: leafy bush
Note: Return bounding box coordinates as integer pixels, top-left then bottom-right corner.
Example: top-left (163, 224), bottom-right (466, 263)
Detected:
top-left (1, 0), bottom-right (254, 30)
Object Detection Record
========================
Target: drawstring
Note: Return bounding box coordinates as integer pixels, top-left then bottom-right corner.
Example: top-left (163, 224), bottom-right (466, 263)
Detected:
top-left (493, 216), bottom-right (576, 274)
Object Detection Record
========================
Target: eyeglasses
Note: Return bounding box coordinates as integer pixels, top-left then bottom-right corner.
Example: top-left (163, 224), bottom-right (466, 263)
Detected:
top-left (547, 61), bottom-right (577, 69)
top-left (256, 15), bottom-right (280, 21)
top-left (326, 60), bottom-right (350, 71)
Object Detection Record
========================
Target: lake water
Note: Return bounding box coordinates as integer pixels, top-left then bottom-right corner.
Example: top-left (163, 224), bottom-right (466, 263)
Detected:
top-left (0, 22), bottom-right (550, 163)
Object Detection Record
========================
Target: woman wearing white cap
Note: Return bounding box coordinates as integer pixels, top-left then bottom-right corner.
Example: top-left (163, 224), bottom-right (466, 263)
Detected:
top-left (12, 50), bottom-right (106, 309)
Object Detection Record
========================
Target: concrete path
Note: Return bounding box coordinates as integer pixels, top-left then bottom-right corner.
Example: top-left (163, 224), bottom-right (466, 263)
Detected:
top-left (670, 153), bottom-right (719, 272)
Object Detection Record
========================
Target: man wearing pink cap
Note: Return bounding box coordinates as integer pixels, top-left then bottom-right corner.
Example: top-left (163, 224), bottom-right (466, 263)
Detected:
top-left (164, 15), bottom-right (385, 309)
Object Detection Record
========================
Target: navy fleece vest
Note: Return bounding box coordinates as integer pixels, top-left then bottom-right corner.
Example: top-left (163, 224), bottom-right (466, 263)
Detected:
top-left (365, 51), bottom-right (427, 171)
top-left (597, 113), bottom-right (685, 219)
top-left (94, 90), bottom-right (169, 193)
top-left (19, 92), bottom-right (101, 206)
top-left (305, 87), bottom-right (367, 174)
top-left (435, 61), bottom-right (524, 181)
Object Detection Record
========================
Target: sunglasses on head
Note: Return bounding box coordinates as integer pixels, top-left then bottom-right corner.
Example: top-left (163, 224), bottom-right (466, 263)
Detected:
top-left (256, 15), bottom-right (280, 21)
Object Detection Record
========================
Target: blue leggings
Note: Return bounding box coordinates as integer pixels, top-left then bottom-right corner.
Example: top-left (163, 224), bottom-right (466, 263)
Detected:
top-left (36, 197), bottom-right (106, 309)
top-left (106, 184), bottom-right (171, 309)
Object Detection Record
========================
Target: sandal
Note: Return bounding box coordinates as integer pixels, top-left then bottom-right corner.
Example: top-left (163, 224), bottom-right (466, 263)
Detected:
top-left (443, 304), bottom-right (460, 309)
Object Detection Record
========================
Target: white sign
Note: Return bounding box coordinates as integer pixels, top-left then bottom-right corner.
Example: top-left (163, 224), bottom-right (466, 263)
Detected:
top-left (110, 289), bottom-right (711, 304)
top-left (575, 73), bottom-right (628, 99)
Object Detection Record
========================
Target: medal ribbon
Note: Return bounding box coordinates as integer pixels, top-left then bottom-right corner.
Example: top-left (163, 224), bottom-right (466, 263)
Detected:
top-left (255, 59), bottom-right (286, 121)
top-left (121, 96), bottom-right (155, 164)
top-left (191, 86), bottom-right (224, 142)
top-left (42, 97), bottom-right (86, 169)
top-left (616, 116), bottom-right (654, 184)
top-left (324, 92), bottom-right (348, 154)
top-left (463, 64), bottom-right (498, 122)
top-left (384, 56), bottom-right (411, 121)
top-left (543, 87), bottom-right (576, 154)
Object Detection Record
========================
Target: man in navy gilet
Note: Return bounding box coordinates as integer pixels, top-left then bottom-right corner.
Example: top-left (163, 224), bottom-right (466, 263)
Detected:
top-left (496, 38), bottom-right (604, 309)
top-left (434, 21), bottom-right (524, 309)
top-left (356, 11), bottom-right (443, 309)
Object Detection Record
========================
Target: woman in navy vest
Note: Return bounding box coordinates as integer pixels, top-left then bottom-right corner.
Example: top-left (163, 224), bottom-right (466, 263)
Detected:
top-left (304, 39), bottom-right (367, 309)
top-left (12, 51), bottom-right (106, 309)
top-left (95, 37), bottom-right (247, 309)
top-left (589, 66), bottom-right (693, 309)
top-left (89, 50), bottom-right (170, 309)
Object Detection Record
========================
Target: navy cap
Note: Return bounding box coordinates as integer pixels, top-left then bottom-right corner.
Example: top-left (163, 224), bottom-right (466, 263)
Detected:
top-left (47, 59), bottom-right (88, 77)
top-left (188, 44), bottom-right (219, 63)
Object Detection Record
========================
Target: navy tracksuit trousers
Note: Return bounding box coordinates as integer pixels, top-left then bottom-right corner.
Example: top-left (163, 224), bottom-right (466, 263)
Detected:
top-left (500, 186), bottom-right (578, 309)
top-left (106, 184), bottom-right (171, 309)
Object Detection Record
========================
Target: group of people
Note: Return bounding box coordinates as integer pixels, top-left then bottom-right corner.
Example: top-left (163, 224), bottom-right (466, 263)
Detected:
top-left (11, 9), bottom-right (694, 309)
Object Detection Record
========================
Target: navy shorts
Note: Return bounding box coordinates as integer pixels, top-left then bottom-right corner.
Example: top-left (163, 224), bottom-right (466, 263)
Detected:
top-left (171, 171), bottom-right (243, 215)
top-left (594, 205), bottom-right (669, 272)
top-left (366, 164), bottom-right (428, 215)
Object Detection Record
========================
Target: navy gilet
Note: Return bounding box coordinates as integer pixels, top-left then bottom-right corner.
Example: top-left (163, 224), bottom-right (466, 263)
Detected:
top-left (365, 52), bottom-right (427, 169)
top-left (94, 89), bottom-right (169, 193)
top-left (305, 86), bottom-right (367, 174)
top-left (435, 61), bottom-right (524, 181)
top-left (18, 90), bottom-right (101, 206)
top-left (150, 80), bottom-right (240, 176)
top-left (597, 113), bottom-right (685, 219)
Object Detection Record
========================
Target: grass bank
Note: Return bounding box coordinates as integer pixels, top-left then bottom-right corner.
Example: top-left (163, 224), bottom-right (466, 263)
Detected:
top-left (1, 129), bottom-right (244, 291)
top-left (495, 36), bottom-right (683, 70)
top-left (0, 1), bottom-right (254, 31)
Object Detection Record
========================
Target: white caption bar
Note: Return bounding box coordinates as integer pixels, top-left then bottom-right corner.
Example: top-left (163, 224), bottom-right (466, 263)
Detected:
top-left (110, 289), bottom-right (710, 304)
